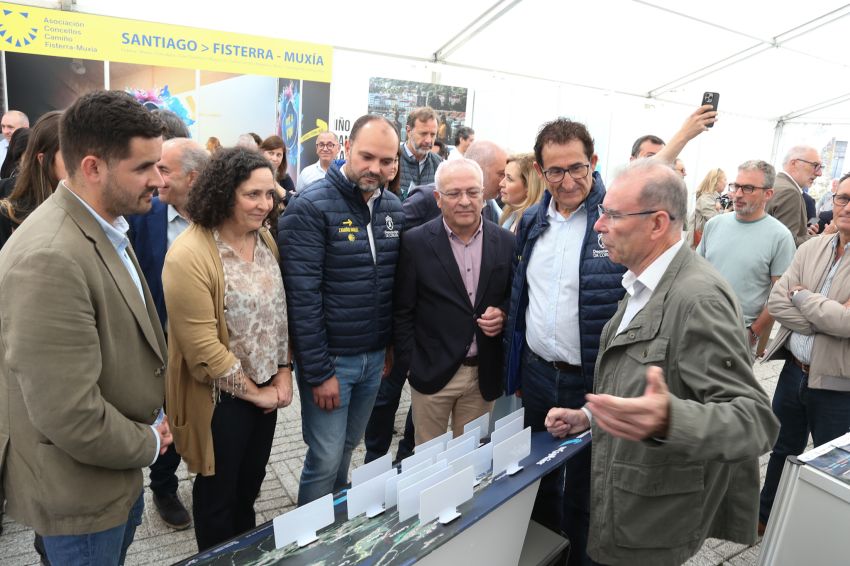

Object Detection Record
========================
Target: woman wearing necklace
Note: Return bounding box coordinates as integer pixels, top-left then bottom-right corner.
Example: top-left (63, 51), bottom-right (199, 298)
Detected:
top-left (163, 147), bottom-right (291, 551)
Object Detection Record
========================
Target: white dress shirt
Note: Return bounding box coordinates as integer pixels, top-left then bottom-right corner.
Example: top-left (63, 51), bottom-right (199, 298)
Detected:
top-left (525, 198), bottom-right (587, 364)
top-left (616, 240), bottom-right (684, 335)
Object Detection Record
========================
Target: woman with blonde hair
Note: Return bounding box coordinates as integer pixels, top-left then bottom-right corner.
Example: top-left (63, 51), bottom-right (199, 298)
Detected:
top-left (498, 153), bottom-right (545, 233)
top-left (688, 167), bottom-right (726, 248)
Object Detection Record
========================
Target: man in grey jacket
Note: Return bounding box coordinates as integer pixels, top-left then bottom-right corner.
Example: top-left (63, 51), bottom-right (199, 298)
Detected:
top-left (758, 171), bottom-right (850, 534)
top-left (545, 160), bottom-right (779, 566)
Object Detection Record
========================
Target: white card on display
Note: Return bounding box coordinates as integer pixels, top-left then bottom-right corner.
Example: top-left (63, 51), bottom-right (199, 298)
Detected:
top-left (463, 412), bottom-right (490, 445)
top-left (435, 435), bottom-right (475, 466)
top-left (397, 467), bottom-right (453, 522)
top-left (401, 443), bottom-right (442, 472)
top-left (490, 414), bottom-right (523, 446)
top-left (347, 468), bottom-right (397, 520)
top-left (494, 407), bottom-right (524, 430)
top-left (273, 493), bottom-right (334, 549)
top-left (492, 426), bottom-right (531, 477)
top-left (419, 466), bottom-right (474, 525)
top-left (387, 460), bottom-right (447, 509)
top-left (351, 453), bottom-right (391, 487)
top-left (414, 431), bottom-right (452, 454)
top-left (446, 429), bottom-right (478, 451)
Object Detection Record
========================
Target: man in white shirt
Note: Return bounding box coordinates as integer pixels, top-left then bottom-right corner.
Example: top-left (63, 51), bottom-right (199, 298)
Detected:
top-left (546, 160), bottom-right (778, 565)
top-left (296, 131), bottom-right (339, 192)
top-left (447, 126), bottom-right (475, 160)
top-left (0, 109), bottom-right (29, 165)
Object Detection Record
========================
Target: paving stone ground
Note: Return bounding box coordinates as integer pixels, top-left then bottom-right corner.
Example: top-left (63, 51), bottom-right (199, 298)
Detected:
top-left (1, 359), bottom-right (790, 565)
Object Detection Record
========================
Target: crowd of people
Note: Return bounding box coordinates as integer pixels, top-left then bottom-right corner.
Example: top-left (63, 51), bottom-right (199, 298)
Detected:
top-left (0, 90), bottom-right (846, 566)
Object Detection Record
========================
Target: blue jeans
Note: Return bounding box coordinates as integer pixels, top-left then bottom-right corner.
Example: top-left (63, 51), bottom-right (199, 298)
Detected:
top-left (521, 348), bottom-right (592, 566)
top-left (297, 349), bottom-right (385, 505)
top-left (364, 364), bottom-right (415, 463)
top-left (759, 360), bottom-right (850, 523)
top-left (42, 491), bottom-right (143, 566)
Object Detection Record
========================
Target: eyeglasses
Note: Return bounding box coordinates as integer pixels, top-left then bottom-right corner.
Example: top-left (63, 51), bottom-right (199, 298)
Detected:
top-left (833, 194), bottom-right (850, 207)
top-left (541, 163), bottom-right (590, 183)
top-left (317, 142), bottom-right (337, 150)
top-left (597, 204), bottom-right (675, 221)
top-left (439, 188), bottom-right (483, 200)
top-left (796, 158), bottom-right (823, 172)
top-left (728, 183), bottom-right (769, 194)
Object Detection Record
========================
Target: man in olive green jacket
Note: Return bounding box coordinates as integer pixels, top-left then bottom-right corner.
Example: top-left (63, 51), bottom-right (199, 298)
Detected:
top-left (0, 91), bottom-right (171, 565)
top-left (546, 160), bottom-right (779, 566)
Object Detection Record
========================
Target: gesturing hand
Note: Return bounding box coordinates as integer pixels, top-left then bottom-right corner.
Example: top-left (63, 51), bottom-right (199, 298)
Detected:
top-left (585, 365), bottom-right (670, 441)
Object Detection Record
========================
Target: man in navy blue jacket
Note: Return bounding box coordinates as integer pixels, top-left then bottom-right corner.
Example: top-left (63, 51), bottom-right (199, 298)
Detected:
top-left (279, 115), bottom-right (404, 505)
top-left (128, 137), bottom-right (208, 529)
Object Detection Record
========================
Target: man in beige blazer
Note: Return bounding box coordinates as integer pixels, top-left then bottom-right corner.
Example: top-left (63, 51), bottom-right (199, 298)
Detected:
top-left (766, 145), bottom-right (823, 247)
top-left (0, 91), bottom-right (171, 565)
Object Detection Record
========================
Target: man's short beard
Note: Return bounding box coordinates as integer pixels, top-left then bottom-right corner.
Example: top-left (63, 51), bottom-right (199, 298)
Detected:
top-left (358, 184), bottom-right (380, 194)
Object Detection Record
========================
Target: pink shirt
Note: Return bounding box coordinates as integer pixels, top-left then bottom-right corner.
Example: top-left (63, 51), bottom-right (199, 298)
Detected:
top-left (443, 218), bottom-right (483, 357)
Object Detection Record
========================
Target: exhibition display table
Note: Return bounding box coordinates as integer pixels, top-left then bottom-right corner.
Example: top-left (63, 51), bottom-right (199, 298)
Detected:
top-left (177, 431), bottom-right (588, 565)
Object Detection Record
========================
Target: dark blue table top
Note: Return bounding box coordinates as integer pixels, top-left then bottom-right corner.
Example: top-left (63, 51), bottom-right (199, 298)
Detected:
top-left (177, 431), bottom-right (590, 566)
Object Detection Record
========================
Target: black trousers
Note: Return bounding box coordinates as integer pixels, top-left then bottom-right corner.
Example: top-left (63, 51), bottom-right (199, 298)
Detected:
top-left (363, 364), bottom-right (415, 463)
top-left (193, 386), bottom-right (277, 552)
top-left (149, 441), bottom-right (181, 496)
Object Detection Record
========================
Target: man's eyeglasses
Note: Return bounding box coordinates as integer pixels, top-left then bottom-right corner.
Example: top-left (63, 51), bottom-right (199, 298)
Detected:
top-left (796, 158), bottom-right (823, 172)
top-left (597, 204), bottom-right (675, 221)
top-left (439, 189), bottom-right (483, 200)
top-left (728, 183), bottom-right (769, 194)
top-left (833, 194), bottom-right (850, 208)
top-left (317, 142), bottom-right (337, 150)
top-left (541, 163), bottom-right (590, 184)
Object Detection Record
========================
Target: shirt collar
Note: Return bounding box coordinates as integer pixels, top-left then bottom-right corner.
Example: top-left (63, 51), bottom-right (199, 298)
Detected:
top-left (167, 204), bottom-right (187, 223)
top-left (63, 181), bottom-right (130, 251)
top-left (402, 142), bottom-right (426, 163)
top-left (442, 217), bottom-right (483, 242)
top-left (621, 240), bottom-right (684, 297)
top-left (546, 195), bottom-right (586, 221)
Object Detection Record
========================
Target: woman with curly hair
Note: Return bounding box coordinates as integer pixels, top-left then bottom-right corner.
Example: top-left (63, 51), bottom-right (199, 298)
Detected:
top-left (162, 147), bottom-right (291, 551)
top-left (498, 153), bottom-right (545, 233)
top-left (0, 112), bottom-right (63, 250)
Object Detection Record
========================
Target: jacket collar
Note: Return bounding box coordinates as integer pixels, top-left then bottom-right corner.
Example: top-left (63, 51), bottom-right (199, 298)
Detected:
top-left (54, 184), bottom-right (165, 361)
top-left (605, 243), bottom-right (692, 348)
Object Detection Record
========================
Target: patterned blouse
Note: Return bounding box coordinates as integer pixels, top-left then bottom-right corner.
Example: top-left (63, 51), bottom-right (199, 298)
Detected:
top-left (214, 231), bottom-right (288, 396)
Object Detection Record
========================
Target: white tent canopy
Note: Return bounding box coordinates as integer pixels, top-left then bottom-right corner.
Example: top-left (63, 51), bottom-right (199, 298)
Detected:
top-left (15, 0), bottom-right (850, 190)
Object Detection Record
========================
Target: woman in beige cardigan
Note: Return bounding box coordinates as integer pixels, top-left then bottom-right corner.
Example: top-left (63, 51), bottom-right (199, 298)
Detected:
top-left (163, 148), bottom-right (291, 551)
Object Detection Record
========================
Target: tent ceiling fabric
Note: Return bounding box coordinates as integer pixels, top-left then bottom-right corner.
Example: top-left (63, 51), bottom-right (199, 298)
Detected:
top-left (51, 0), bottom-right (850, 123)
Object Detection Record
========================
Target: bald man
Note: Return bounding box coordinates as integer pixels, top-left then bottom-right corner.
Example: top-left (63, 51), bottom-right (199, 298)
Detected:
top-left (0, 110), bottom-right (29, 165)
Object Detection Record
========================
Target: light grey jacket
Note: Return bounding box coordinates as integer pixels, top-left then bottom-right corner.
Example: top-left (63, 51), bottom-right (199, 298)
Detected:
top-left (587, 245), bottom-right (779, 566)
top-left (763, 233), bottom-right (850, 391)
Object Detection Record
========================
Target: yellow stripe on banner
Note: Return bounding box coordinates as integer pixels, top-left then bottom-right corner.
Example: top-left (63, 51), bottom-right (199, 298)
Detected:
top-left (0, 2), bottom-right (332, 81)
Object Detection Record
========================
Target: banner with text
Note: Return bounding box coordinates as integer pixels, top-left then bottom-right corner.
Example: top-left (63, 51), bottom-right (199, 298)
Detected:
top-left (0, 3), bottom-right (332, 81)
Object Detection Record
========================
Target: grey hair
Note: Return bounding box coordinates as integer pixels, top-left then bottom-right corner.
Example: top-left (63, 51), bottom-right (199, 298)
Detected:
top-left (434, 158), bottom-right (484, 192)
top-left (163, 138), bottom-right (209, 177)
top-left (782, 145), bottom-right (817, 166)
top-left (618, 159), bottom-right (686, 228)
top-left (738, 160), bottom-right (776, 188)
top-left (235, 134), bottom-right (258, 150)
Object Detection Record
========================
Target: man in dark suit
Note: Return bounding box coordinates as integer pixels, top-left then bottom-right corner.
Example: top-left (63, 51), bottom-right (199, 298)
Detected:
top-left (394, 158), bottom-right (514, 443)
top-left (128, 137), bottom-right (208, 530)
top-left (364, 140), bottom-right (509, 459)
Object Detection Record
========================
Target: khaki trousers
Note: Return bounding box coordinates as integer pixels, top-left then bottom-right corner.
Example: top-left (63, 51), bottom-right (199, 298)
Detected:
top-left (411, 364), bottom-right (494, 445)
